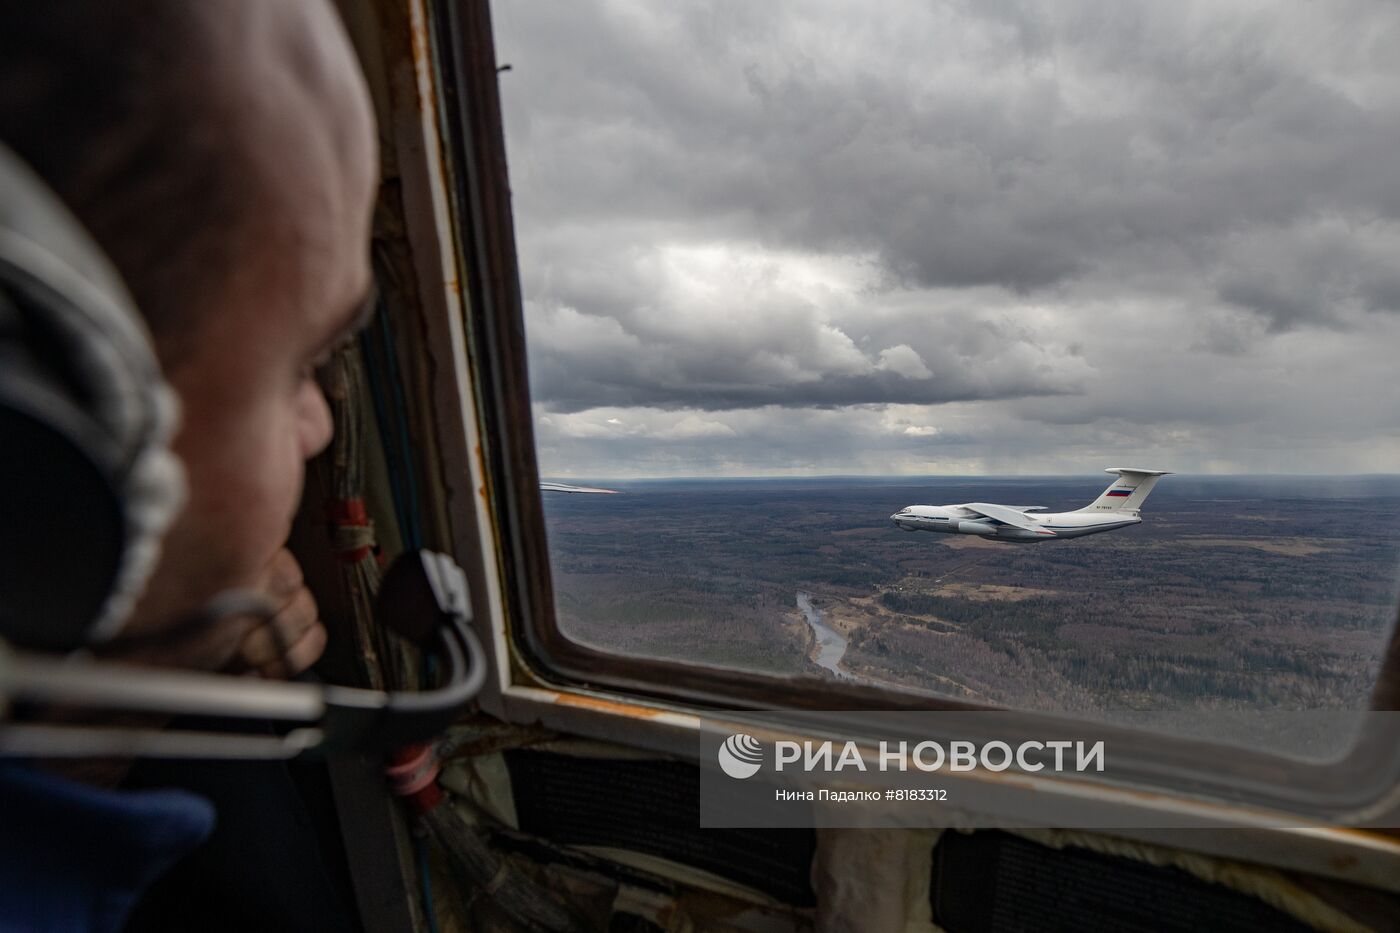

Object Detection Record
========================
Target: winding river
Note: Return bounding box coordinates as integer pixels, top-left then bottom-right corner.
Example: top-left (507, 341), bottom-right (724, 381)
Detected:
top-left (797, 591), bottom-right (850, 678)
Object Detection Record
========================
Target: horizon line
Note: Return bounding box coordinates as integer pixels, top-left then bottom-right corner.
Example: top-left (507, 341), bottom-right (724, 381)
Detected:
top-left (540, 471), bottom-right (1400, 483)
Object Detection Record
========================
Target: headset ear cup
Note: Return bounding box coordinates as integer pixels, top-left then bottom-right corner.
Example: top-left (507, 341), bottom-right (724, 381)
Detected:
top-left (0, 371), bottom-right (124, 650)
top-left (0, 144), bottom-right (185, 652)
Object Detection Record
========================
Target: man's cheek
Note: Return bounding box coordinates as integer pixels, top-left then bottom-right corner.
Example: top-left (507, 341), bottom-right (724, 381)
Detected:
top-left (200, 434), bottom-right (306, 582)
top-left (249, 439), bottom-right (307, 553)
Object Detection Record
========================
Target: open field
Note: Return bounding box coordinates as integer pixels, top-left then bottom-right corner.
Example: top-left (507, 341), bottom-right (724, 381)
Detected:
top-left (1174, 536), bottom-right (1340, 557)
top-left (542, 476), bottom-right (1400, 711)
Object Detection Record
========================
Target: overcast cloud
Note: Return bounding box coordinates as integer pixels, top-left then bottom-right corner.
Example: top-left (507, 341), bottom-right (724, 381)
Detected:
top-left (492, 0), bottom-right (1400, 477)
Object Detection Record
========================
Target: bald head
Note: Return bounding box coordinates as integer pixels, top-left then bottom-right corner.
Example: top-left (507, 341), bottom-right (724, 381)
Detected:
top-left (0, 0), bottom-right (377, 356)
top-left (0, 1), bottom-right (380, 639)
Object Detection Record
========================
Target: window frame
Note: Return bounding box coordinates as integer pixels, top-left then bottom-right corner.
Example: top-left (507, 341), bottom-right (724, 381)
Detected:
top-left (422, 0), bottom-right (1400, 886)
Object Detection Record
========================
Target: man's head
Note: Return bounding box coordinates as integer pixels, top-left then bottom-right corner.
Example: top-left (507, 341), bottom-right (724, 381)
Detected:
top-left (0, 1), bottom-right (378, 642)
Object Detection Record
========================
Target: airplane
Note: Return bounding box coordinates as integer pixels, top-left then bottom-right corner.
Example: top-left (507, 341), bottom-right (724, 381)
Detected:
top-left (540, 481), bottom-right (618, 494)
top-left (890, 467), bottom-right (1171, 542)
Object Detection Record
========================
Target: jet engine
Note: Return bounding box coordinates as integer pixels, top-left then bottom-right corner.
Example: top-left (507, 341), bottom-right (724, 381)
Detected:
top-left (956, 520), bottom-right (998, 535)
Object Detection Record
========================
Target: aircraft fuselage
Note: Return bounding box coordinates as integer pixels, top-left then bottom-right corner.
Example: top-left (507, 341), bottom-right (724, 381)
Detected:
top-left (889, 505), bottom-right (1141, 542)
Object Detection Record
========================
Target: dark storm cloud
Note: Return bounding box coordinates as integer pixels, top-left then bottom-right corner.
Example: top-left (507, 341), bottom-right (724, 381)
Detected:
top-left (528, 357), bottom-right (1069, 413)
top-left (1213, 218), bottom-right (1400, 329)
top-left (517, 233), bottom-right (1089, 411)
top-left (1363, 275), bottom-right (1400, 314)
top-left (1218, 279), bottom-right (1323, 332)
top-left (500, 1), bottom-right (1400, 291)
top-left (492, 0), bottom-right (1400, 473)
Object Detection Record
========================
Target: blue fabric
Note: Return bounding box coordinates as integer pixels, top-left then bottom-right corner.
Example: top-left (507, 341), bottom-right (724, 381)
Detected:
top-left (0, 762), bottom-right (214, 933)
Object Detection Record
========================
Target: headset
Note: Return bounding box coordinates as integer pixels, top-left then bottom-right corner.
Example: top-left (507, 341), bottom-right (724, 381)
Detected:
top-left (0, 142), bottom-right (486, 759)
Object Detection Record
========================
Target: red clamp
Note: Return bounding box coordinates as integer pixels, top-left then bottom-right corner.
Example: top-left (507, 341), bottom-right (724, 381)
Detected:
top-left (325, 497), bottom-right (375, 564)
top-left (386, 743), bottom-right (444, 815)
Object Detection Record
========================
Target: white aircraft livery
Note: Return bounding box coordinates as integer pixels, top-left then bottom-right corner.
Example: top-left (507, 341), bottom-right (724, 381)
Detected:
top-left (540, 482), bottom-right (619, 495)
top-left (890, 468), bottom-right (1171, 542)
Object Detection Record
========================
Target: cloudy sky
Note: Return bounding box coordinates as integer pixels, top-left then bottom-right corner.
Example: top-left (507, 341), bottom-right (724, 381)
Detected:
top-left (491, 0), bottom-right (1400, 478)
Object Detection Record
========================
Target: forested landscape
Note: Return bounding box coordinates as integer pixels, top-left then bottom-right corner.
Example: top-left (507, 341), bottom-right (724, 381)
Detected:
top-left (542, 476), bottom-right (1400, 712)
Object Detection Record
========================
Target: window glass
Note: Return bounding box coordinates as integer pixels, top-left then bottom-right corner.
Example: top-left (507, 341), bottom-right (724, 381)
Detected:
top-left (492, 1), bottom-right (1400, 719)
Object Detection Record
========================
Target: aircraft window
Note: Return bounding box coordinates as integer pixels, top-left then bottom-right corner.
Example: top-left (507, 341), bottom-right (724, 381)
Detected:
top-left (473, 0), bottom-right (1400, 753)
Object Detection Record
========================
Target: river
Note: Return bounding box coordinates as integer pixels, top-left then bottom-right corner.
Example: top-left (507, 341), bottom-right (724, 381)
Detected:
top-left (797, 591), bottom-right (850, 678)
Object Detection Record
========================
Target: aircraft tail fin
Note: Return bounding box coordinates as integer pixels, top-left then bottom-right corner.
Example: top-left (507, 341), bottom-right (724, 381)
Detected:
top-left (1077, 468), bottom-right (1171, 513)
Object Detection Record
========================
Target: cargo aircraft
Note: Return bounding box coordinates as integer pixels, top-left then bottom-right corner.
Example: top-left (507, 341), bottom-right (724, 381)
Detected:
top-left (891, 468), bottom-right (1171, 542)
top-left (540, 481), bottom-right (618, 494)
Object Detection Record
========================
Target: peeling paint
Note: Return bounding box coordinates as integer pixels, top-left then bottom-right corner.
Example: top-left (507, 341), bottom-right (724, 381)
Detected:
top-left (554, 691), bottom-right (667, 719)
top-left (406, 0), bottom-right (438, 118)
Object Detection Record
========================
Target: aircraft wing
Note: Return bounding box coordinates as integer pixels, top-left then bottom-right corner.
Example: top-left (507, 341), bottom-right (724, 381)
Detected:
top-left (965, 502), bottom-right (1054, 534)
top-left (540, 482), bottom-right (619, 494)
